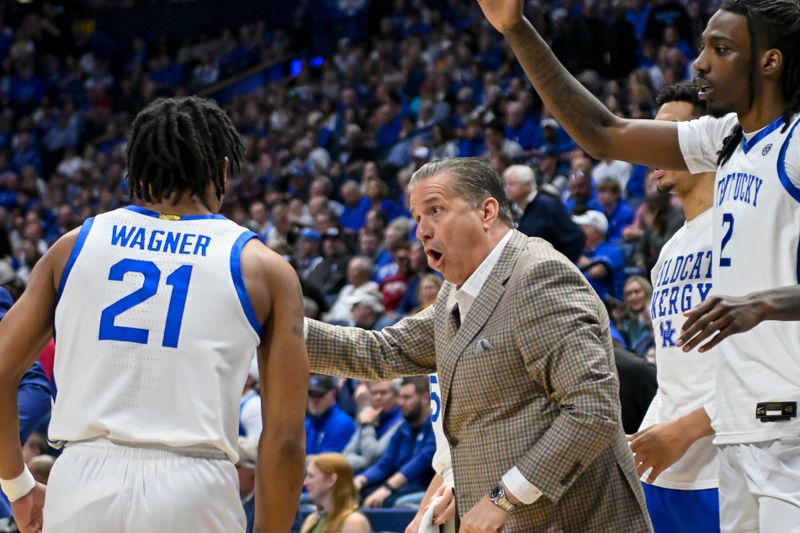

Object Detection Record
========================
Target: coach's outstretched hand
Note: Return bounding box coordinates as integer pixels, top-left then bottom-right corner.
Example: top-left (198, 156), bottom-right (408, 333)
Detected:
top-left (11, 482), bottom-right (46, 533)
top-left (677, 295), bottom-right (766, 353)
top-left (475, 0), bottom-right (525, 34)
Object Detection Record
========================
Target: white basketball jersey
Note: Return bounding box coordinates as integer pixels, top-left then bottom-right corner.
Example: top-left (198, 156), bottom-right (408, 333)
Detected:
top-left (50, 205), bottom-right (262, 461)
top-left (641, 208), bottom-right (718, 489)
top-left (428, 373), bottom-right (453, 485)
top-left (679, 112), bottom-right (800, 444)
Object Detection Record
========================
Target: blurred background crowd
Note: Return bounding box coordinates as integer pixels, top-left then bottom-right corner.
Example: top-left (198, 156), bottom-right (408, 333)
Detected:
top-left (0, 0), bottom-right (716, 530)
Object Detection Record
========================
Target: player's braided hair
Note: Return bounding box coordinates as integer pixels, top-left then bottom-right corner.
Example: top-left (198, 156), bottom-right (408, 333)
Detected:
top-left (717, 0), bottom-right (800, 166)
top-left (127, 96), bottom-right (245, 205)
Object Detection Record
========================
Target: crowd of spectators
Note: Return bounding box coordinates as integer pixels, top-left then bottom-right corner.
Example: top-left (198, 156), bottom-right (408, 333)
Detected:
top-left (0, 0), bottom-right (718, 528)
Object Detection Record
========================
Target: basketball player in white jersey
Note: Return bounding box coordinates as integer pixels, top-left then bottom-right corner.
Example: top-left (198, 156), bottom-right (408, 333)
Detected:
top-left (476, 0), bottom-right (800, 530)
top-left (0, 96), bottom-right (309, 533)
top-left (627, 81), bottom-right (720, 533)
top-left (405, 373), bottom-right (455, 533)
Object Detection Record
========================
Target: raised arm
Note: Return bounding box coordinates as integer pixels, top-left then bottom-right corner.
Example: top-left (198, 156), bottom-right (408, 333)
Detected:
top-left (246, 246), bottom-right (309, 533)
top-left (477, 0), bottom-right (687, 170)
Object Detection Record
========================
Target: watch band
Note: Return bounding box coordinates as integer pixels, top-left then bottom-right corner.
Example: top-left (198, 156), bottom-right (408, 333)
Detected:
top-left (489, 484), bottom-right (516, 511)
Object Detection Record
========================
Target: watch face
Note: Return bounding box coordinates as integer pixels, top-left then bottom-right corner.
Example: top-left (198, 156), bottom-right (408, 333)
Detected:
top-left (489, 485), bottom-right (503, 500)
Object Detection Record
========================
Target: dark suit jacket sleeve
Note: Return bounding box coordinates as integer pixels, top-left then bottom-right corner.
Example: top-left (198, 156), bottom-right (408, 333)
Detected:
top-left (306, 304), bottom-right (437, 381)
top-left (549, 200), bottom-right (585, 263)
top-left (511, 259), bottom-right (622, 502)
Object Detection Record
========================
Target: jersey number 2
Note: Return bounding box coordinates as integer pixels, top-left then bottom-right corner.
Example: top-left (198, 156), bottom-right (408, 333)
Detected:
top-left (98, 258), bottom-right (193, 348)
top-left (720, 213), bottom-right (734, 267)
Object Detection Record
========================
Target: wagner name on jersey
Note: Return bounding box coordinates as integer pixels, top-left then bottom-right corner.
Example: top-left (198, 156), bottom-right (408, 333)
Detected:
top-left (679, 112), bottom-right (800, 444)
top-left (50, 205), bottom-right (262, 462)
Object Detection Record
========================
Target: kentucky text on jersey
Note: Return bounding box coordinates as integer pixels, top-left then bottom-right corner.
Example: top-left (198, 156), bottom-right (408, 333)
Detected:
top-left (650, 250), bottom-right (713, 320)
top-left (716, 172), bottom-right (764, 207)
top-left (110, 225), bottom-right (212, 256)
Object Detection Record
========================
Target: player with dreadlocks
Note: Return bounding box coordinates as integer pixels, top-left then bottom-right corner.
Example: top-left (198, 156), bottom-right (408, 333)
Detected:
top-left (472, 0), bottom-right (800, 531)
top-left (0, 96), bottom-right (309, 533)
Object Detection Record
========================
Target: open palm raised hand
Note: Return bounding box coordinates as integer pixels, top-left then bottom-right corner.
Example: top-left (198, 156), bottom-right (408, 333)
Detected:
top-left (475, 0), bottom-right (526, 34)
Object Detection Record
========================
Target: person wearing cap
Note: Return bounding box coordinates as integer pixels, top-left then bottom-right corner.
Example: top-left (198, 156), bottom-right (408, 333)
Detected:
top-left (536, 145), bottom-right (569, 198)
top-left (503, 165), bottom-right (585, 263)
top-left (236, 437), bottom-right (258, 533)
top-left (305, 375), bottom-right (356, 457)
top-left (306, 227), bottom-right (352, 300)
top-left (573, 210), bottom-right (626, 301)
top-left (323, 257), bottom-right (379, 324)
top-left (538, 117), bottom-right (575, 155)
top-left (348, 288), bottom-right (390, 331)
top-left (296, 227), bottom-right (324, 280)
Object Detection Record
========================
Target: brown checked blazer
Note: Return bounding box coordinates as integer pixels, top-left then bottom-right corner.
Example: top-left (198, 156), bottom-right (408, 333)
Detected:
top-left (306, 230), bottom-right (653, 532)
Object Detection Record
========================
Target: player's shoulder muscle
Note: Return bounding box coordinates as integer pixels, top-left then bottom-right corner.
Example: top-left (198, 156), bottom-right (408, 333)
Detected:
top-left (239, 238), bottom-right (300, 327)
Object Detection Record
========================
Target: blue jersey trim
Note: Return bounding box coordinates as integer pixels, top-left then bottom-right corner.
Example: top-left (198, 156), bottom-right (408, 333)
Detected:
top-left (50, 372), bottom-right (58, 401)
top-left (124, 205), bottom-right (226, 220)
top-left (776, 116), bottom-right (800, 203)
top-left (797, 239), bottom-right (800, 285)
top-left (741, 115), bottom-right (785, 154)
top-left (56, 217), bottom-right (94, 302)
top-left (230, 230), bottom-right (263, 338)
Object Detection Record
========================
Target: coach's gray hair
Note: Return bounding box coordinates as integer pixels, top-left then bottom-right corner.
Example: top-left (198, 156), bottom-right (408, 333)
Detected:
top-left (409, 157), bottom-right (514, 227)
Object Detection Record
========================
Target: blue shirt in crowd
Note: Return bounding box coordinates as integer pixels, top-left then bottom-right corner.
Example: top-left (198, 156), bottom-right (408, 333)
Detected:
top-left (604, 200), bottom-right (635, 242)
top-left (339, 196), bottom-right (371, 232)
top-left (581, 241), bottom-right (626, 301)
top-left (360, 417), bottom-right (435, 488)
top-left (305, 404), bottom-right (356, 455)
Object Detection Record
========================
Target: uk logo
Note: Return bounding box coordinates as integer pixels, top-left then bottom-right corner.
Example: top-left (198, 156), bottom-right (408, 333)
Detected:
top-left (660, 320), bottom-right (677, 348)
top-left (762, 144), bottom-right (773, 156)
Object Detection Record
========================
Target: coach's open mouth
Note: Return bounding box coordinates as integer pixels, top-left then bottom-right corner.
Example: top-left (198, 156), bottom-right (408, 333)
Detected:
top-left (426, 249), bottom-right (443, 268)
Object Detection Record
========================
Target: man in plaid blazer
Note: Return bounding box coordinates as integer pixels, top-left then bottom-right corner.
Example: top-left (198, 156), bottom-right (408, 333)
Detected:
top-left (305, 158), bottom-right (652, 532)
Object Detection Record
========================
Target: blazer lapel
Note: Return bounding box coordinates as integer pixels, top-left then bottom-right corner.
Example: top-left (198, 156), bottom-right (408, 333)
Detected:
top-left (438, 230), bottom-right (529, 428)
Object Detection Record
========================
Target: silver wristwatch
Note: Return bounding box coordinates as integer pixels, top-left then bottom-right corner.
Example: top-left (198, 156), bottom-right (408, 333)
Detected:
top-left (488, 484), bottom-right (516, 511)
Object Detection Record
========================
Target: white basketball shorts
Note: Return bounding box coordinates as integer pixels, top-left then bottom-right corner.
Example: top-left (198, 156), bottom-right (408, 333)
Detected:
top-left (719, 437), bottom-right (800, 533)
top-left (43, 439), bottom-right (246, 533)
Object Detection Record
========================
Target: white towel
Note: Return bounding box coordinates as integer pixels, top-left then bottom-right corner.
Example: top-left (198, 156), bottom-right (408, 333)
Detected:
top-left (417, 495), bottom-right (456, 533)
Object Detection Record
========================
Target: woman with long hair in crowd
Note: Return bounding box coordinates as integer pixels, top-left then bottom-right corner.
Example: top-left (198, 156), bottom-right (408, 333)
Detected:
top-left (414, 273), bottom-right (443, 313)
top-left (300, 453), bottom-right (372, 533)
top-left (618, 275), bottom-right (655, 358)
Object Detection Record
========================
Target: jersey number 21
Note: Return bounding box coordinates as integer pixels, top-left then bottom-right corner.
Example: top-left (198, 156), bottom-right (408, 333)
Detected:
top-left (98, 258), bottom-right (193, 348)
